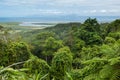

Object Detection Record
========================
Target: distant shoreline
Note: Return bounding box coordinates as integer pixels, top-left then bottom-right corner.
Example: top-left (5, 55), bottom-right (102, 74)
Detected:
top-left (19, 22), bottom-right (56, 27)
top-left (0, 16), bottom-right (120, 23)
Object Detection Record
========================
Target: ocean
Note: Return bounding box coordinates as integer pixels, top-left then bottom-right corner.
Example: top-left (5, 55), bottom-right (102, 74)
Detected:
top-left (0, 16), bottom-right (120, 23)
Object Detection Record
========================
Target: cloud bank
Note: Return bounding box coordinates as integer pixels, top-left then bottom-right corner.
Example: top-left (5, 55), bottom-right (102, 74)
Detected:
top-left (0, 0), bottom-right (120, 17)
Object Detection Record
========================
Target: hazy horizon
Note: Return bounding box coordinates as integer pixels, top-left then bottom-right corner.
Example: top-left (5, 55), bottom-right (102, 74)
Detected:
top-left (0, 16), bottom-right (120, 23)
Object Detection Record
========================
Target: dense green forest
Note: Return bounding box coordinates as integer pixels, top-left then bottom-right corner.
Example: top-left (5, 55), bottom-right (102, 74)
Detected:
top-left (0, 18), bottom-right (120, 80)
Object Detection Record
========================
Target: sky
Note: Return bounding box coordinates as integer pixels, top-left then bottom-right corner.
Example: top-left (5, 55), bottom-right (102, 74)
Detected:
top-left (0, 0), bottom-right (120, 17)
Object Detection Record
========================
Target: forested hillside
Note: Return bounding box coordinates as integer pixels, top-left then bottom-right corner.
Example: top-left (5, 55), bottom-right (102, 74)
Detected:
top-left (0, 18), bottom-right (120, 80)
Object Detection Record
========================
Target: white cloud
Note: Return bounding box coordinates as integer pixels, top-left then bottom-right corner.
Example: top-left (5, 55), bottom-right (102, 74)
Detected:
top-left (0, 0), bottom-right (46, 6)
top-left (28, 9), bottom-right (64, 15)
top-left (100, 10), bottom-right (107, 13)
top-left (0, 0), bottom-right (120, 16)
top-left (38, 10), bottom-right (63, 14)
top-left (83, 9), bottom-right (120, 14)
top-left (1, 0), bottom-right (119, 7)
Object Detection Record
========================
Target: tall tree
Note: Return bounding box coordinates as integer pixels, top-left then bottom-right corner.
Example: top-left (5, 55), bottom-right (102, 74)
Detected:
top-left (42, 37), bottom-right (64, 63)
top-left (51, 47), bottom-right (73, 80)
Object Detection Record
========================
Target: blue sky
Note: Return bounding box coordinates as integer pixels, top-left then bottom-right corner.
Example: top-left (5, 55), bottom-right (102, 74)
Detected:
top-left (0, 0), bottom-right (120, 17)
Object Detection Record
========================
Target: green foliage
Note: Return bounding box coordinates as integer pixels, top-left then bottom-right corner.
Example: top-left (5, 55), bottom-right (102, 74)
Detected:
top-left (36, 32), bottom-right (56, 41)
top-left (104, 37), bottom-right (116, 44)
top-left (51, 47), bottom-right (73, 80)
top-left (8, 42), bottom-right (30, 62)
top-left (0, 42), bottom-right (30, 67)
top-left (99, 61), bottom-right (120, 80)
top-left (42, 37), bottom-right (64, 56)
top-left (24, 56), bottom-right (50, 74)
top-left (42, 37), bottom-right (64, 63)
top-left (31, 32), bottom-right (59, 61)
top-left (70, 70), bottom-right (82, 80)
top-left (108, 32), bottom-right (120, 40)
top-left (107, 19), bottom-right (120, 33)
top-left (100, 42), bottom-right (120, 58)
top-left (80, 45), bottom-right (101, 61)
top-left (1, 18), bottom-right (120, 80)
top-left (72, 58), bottom-right (82, 69)
top-left (0, 42), bottom-right (8, 66)
top-left (0, 67), bottom-right (28, 80)
top-left (79, 41), bottom-right (120, 80)
top-left (73, 18), bottom-right (103, 45)
top-left (0, 25), bottom-right (4, 30)
top-left (83, 18), bottom-right (100, 32)
top-left (109, 57), bottom-right (120, 65)
top-left (71, 38), bottom-right (85, 52)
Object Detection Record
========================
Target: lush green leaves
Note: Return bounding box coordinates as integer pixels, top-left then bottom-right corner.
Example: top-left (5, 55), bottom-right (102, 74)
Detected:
top-left (0, 18), bottom-right (120, 80)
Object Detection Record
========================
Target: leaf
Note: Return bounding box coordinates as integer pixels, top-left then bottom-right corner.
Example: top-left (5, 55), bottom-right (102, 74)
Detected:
top-left (109, 57), bottom-right (120, 65)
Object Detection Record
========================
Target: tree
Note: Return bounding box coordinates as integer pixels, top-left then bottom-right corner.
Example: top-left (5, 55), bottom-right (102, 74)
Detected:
top-left (83, 18), bottom-right (100, 33)
top-left (0, 42), bottom-right (30, 67)
top-left (42, 37), bottom-right (64, 63)
top-left (32, 32), bottom-right (56, 58)
top-left (104, 37), bottom-right (116, 44)
top-left (108, 32), bottom-right (120, 40)
top-left (24, 56), bottom-right (50, 75)
top-left (79, 40), bottom-right (120, 80)
top-left (0, 41), bottom-right (8, 66)
top-left (51, 47), bottom-right (73, 80)
top-left (72, 18), bottom-right (103, 45)
top-left (107, 19), bottom-right (120, 33)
